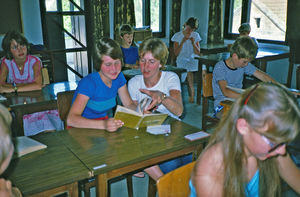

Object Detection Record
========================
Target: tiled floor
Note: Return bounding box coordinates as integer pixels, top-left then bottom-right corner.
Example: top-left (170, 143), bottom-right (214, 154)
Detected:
top-left (86, 82), bottom-right (204, 197)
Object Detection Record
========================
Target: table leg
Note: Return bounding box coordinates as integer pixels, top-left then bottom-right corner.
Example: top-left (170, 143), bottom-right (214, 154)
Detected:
top-left (196, 62), bottom-right (203, 104)
top-left (287, 60), bottom-right (294, 88)
top-left (260, 60), bottom-right (267, 72)
top-left (96, 173), bottom-right (108, 197)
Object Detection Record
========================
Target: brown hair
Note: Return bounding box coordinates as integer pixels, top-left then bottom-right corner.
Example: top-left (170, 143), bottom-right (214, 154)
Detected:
top-left (2, 30), bottom-right (29, 60)
top-left (230, 36), bottom-right (258, 61)
top-left (184, 17), bottom-right (199, 30)
top-left (93, 37), bottom-right (124, 71)
top-left (119, 24), bottom-right (134, 37)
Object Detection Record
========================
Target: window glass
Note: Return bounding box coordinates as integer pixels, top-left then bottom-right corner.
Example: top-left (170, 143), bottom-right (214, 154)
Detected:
top-left (226, 0), bottom-right (287, 42)
top-left (134, 0), bottom-right (143, 28)
top-left (150, 0), bottom-right (161, 32)
top-left (46, 0), bottom-right (57, 11)
top-left (231, 0), bottom-right (242, 34)
top-left (249, 0), bottom-right (287, 41)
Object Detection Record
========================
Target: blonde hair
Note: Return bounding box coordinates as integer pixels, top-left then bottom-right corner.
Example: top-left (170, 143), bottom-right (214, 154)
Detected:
top-left (138, 38), bottom-right (169, 67)
top-left (0, 104), bottom-right (13, 166)
top-left (206, 82), bottom-right (300, 197)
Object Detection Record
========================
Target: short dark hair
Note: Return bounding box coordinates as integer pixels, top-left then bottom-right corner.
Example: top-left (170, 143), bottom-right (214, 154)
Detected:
top-left (185, 17), bottom-right (199, 30)
top-left (2, 30), bottom-right (29, 60)
top-left (93, 38), bottom-right (123, 71)
top-left (119, 24), bottom-right (134, 37)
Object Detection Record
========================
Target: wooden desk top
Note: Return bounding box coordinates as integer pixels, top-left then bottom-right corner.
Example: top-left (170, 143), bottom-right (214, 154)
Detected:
top-left (4, 132), bottom-right (90, 196)
top-left (57, 118), bottom-right (208, 176)
top-left (195, 47), bottom-right (289, 66)
top-left (0, 81), bottom-right (78, 108)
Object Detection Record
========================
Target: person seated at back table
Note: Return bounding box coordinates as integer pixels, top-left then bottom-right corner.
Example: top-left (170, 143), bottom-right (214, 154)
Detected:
top-left (0, 30), bottom-right (62, 136)
top-left (128, 38), bottom-right (191, 181)
top-left (0, 30), bottom-right (42, 93)
top-left (119, 24), bottom-right (139, 69)
top-left (239, 23), bottom-right (259, 47)
top-left (212, 36), bottom-right (276, 118)
top-left (0, 104), bottom-right (22, 197)
top-left (67, 38), bottom-right (136, 131)
top-left (190, 82), bottom-right (300, 197)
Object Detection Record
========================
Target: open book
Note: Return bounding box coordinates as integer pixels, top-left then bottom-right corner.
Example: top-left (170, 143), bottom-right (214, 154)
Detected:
top-left (15, 136), bottom-right (47, 157)
top-left (114, 103), bottom-right (168, 130)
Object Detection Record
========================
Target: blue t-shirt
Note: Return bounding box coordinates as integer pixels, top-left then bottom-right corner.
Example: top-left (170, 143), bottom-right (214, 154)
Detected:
top-left (212, 60), bottom-right (257, 108)
top-left (121, 46), bottom-right (139, 64)
top-left (189, 170), bottom-right (259, 197)
top-left (72, 72), bottom-right (126, 119)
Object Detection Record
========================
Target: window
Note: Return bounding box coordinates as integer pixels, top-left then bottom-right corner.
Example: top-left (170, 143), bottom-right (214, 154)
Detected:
top-left (224, 0), bottom-right (287, 43)
top-left (134, 0), bottom-right (165, 37)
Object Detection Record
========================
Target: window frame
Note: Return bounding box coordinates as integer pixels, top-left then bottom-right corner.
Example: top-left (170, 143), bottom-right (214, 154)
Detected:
top-left (137, 0), bottom-right (166, 38)
top-left (224, 0), bottom-right (287, 45)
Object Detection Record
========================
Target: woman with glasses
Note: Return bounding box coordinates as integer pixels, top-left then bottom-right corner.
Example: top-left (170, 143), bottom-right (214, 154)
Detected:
top-left (0, 30), bottom-right (43, 93)
top-left (128, 38), bottom-right (189, 180)
top-left (190, 82), bottom-right (300, 197)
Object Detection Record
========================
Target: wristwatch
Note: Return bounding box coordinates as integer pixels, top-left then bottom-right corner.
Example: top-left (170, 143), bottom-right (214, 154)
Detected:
top-left (161, 93), bottom-right (167, 102)
top-left (13, 82), bottom-right (18, 93)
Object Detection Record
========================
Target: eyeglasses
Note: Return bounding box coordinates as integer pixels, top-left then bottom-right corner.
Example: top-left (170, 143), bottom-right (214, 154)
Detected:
top-left (11, 44), bottom-right (26, 51)
top-left (260, 135), bottom-right (285, 153)
top-left (139, 58), bottom-right (158, 65)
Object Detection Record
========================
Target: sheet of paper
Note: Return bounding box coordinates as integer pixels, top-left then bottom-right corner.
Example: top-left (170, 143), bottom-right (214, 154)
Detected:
top-left (184, 131), bottom-right (210, 141)
top-left (146, 124), bottom-right (171, 135)
top-left (0, 94), bottom-right (7, 101)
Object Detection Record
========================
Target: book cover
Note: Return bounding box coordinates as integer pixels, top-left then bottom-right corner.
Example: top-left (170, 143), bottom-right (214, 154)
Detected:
top-left (114, 105), bottom-right (168, 130)
top-left (15, 136), bottom-right (47, 157)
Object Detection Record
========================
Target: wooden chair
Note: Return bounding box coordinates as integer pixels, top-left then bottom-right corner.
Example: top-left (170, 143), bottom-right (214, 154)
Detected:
top-left (156, 161), bottom-right (196, 197)
top-left (56, 90), bottom-right (134, 197)
top-left (201, 72), bottom-right (219, 130)
top-left (57, 90), bottom-right (75, 129)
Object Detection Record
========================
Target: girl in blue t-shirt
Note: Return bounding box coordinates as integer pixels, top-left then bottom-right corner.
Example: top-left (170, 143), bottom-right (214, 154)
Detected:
top-left (67, 38), bottom-right (136, 132)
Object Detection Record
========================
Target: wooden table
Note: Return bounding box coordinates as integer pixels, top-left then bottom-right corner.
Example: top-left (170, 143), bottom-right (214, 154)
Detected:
top-left (57, 118), bottom-right (209, 197)
top-left (195, 47), bottom-right (292, 104)
top-left (122, 65), bottom-right (187, 81)
top-left (0, 81), bottom-right (77, 136)
top-left (4, 132), bottom-right (91, 196)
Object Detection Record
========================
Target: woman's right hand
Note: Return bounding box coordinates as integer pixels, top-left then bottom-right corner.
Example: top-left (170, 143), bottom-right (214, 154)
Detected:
top-left (104, 118), bottom-right (124, 132)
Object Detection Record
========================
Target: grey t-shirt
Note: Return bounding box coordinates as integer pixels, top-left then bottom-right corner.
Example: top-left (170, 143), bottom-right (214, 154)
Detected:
top-left (212, 60), bottom-right (257, 108)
